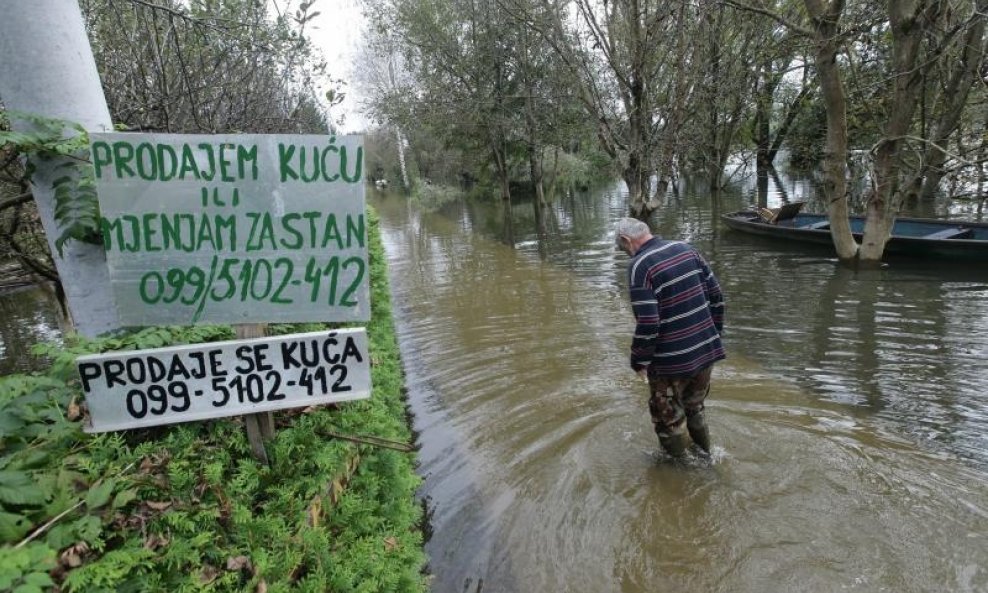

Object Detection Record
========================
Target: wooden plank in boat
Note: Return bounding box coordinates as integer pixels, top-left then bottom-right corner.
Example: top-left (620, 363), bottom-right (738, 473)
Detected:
top-left (922, 228), bottom-right (971, 240)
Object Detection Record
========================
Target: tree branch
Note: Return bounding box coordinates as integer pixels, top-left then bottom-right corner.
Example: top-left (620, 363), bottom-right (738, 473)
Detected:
top-left (0, 191), bottom-right (32, 212)
top-left (720, 0), bottom-right (813, 37)
top-left (124, 0), bottom-right (246, 30)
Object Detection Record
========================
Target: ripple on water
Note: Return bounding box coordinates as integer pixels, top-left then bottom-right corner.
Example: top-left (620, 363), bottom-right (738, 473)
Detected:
top-left (371, 192), bottom-right (988, 593)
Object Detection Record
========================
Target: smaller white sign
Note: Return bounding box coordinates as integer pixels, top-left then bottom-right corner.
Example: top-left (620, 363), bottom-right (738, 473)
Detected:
top-left (76, 329), bottom-right (370, 432)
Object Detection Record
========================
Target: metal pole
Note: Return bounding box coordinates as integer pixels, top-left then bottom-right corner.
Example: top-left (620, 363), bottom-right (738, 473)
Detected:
top-left (0, 0), bottom-right (120, 336)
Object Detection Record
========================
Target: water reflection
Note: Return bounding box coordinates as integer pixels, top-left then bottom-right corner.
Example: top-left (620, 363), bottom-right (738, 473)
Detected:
top-left (411, 179), bottom-right (988, 467)
top-left (371, 175), bottom-right (988, 593)
top-left (0, 285), bottom-right (62, 375)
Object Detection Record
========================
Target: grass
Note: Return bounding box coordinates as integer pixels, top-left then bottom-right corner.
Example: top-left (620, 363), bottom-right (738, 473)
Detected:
top-left (0, 207), bottom-right (427, 593)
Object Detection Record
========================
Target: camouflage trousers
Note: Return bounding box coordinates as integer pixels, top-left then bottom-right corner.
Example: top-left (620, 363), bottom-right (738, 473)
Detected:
top-left (647, 366), bottom-right (713, 437)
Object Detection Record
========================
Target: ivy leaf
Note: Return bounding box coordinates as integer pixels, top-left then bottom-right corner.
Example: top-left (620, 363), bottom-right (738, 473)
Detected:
top-left (44, 523), bottom-right (77, 550)
top-left (0, 511), bottom-right (33, 542)
top-left (85, 479), bottom-right (116, 510)
top-left (22, 572), bottom-right (54, 587)
top-left (72, 514), bottom-right (102, 543)
top-left (0, 472), bottom-right (47, 507)
top-left (2, 110), bottom-right (100, 256)
top-left (0, 413), bottom-right (27, 440)
top-left (12, 452), bottom-right (49, 471)
top-left (111, 489), bottom-right (137, 510)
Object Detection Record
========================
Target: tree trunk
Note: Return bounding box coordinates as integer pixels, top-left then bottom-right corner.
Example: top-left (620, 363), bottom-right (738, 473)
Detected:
top-left (545, 147), bottom-right (560, 204)
top-left (387, 57), bottom-right (412, 192)
top-left (756, 165), bottom-right (770, 208)
top-left (527, 143), bottom-right (546, 236)
top-left (624, 156), bottom-right (651, 219)
top-left (769, 84), bottom-right (812, 165)
top-left (625, 118), bottom-right (652, 218)
top-left (754, 64), bottom-right (776, 171)
top-left (979, 111), bottom-right (988, 202)
top-left (522, 28), bottom-right (547, 236)
top-left (917, 11), bottom-right (985, 201)
top-left (859, 1), bottom-right (939, 263)
top-left (395, 127), bottom-right (410, 191)
top-left (705, 9), bottom-right (724, 191)
top-left (805, 0), bottom-right (856, 261)
top-left (492, 143), bottom-right (512, 205)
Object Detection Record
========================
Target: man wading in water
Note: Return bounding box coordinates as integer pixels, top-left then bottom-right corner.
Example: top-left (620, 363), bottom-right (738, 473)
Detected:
top-left (615, 218), bottom-right (725, 457)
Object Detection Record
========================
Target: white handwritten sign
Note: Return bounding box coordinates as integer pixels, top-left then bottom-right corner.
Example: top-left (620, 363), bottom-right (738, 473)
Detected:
top-left (76, 329), bottom-right (370, 432)
top-left (89, 133), bottom-right (368, 325)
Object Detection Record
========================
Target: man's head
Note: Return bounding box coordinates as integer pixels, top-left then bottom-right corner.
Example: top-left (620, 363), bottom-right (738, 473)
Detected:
top-left (614, 218), bottom-right (653, 256)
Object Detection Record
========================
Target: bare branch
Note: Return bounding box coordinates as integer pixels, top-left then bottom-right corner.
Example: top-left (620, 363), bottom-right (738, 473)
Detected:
top-left (0, 191), bottom-right (32, 212)
top-left (720, 0), bottom-right (813, 37)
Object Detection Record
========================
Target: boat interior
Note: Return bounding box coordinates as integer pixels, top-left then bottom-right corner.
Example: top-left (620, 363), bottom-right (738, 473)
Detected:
top-left (738, 203), bottom-right (983, 241)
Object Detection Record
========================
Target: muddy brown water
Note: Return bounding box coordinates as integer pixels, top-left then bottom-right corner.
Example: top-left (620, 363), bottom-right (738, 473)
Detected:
top-left (371, 184), bottom-right (988, 593)
top-left (2, 179), bottom-right (987, 592)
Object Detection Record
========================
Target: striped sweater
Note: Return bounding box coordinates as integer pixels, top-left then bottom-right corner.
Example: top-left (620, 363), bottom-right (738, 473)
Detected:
top-left (627, 237), bottom-right (725, 377)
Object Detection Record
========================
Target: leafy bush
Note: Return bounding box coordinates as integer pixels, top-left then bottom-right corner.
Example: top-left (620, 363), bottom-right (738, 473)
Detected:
top-left (0, 111), bottom-right (101, 257)
top-left (0, 209), bottom-right (427, 592)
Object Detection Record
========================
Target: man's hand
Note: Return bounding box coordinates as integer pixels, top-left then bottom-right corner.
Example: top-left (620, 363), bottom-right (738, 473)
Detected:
top-left (636, 368), bottom-right (648, 381)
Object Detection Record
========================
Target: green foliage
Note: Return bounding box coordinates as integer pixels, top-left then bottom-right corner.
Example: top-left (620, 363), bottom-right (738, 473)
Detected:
top-left (80, 0), bottom-right (332, 135)
top-left (0, 543), bottom-right (55, 593)
top-left (51, 163), bottom-right (100, 257)
top-left (411, 183), bottom-right (463, 211)
top-left (0, 111), bottom-right (88, 157)
top-left (0, 110), bottom-right (100, 256)
top-left (542, 146), bottom-right (612, 191)
top-left (785, 99), bottom-right (827, 169)
top-left (0, 209), bottom-right (427, 592)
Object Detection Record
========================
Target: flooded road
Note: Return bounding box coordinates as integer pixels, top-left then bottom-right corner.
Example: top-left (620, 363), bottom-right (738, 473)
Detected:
top-left (371, 185), bottom-right (988, 593)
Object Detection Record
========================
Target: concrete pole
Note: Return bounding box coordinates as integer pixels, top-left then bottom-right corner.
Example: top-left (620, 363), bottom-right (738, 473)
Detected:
top-left (0, 0), bottom-right (120, 336)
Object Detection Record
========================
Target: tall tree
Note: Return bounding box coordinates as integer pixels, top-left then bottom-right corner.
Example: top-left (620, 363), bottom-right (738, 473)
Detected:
top-left (909, 1), bottom-right (987, 202)
top-left (731, 0), bottom-right (974, 263)
top-left (80, 0), bottom-right (332, 134)
top-left (687, 0), bottom-right (764, 191)
top-left (353, 18), bottom-right (416, 190)
top-left (503, 0), bottom-right (588, 234)
top-left (524, 0), bottom-right (699, 218)
top-left (801, 0), bottom-right (857, 259)
top-left (751, 34), bottom-right (813, 173)
top-left (377, 0), bottom-right (524, 204)
top-left (858, 0), bottom-right (947, 261)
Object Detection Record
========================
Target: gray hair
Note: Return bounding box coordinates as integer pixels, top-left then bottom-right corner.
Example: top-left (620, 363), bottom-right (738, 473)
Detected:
top-left (614, 217), bottom-right (651, 247)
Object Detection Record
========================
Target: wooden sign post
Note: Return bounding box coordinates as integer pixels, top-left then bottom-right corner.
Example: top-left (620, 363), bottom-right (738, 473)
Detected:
top-left (236, 323), bottom-right (275, 463)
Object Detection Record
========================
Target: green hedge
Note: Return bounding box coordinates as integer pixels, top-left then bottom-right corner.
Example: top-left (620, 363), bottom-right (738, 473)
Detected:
top-left (0, 209), bottom-right (427, 593)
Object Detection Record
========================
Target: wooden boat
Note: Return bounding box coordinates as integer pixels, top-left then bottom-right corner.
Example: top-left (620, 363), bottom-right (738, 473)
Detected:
top-left (722, 204), bottom-right (988, 260)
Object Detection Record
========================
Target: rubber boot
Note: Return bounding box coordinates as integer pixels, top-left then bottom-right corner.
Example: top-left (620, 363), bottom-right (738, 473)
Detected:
top-left (658, 432), bottom-right (689, 457)
top-left (687, 412), bottom-right (711, 454)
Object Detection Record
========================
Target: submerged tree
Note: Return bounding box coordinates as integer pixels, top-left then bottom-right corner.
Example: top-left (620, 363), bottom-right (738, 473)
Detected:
top-left (729, 0), bottom-right (985, 264)
top-left (355, 0), bottom-right (988, 243)
top-left (372, 0), bottom-right (522, 204)
top-left (523, 0), bottom-right (702, 219)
